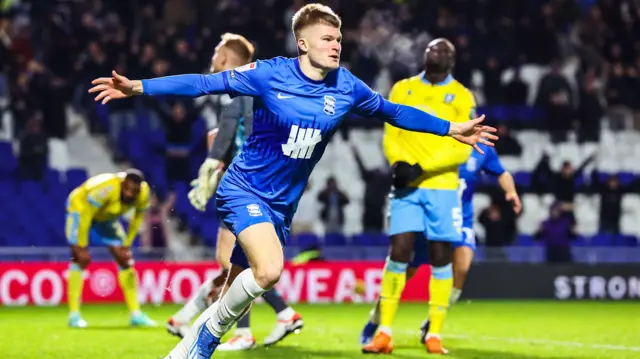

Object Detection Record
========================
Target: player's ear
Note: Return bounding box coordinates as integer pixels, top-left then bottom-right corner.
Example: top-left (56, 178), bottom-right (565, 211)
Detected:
top-left (298, 38), bottom-right (308, 53)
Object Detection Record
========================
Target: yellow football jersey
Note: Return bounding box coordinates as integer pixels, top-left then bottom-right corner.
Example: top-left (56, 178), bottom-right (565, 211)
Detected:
top-left (67, 172), bottom-right (150, 246)
top-left (383, 73), bottom-right (476, 190)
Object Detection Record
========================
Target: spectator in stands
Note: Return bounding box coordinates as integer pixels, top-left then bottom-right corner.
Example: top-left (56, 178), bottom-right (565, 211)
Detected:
top-left (576, 68), bottom-right (603, 142)
top-left (503, 67), bottom-right (529, 106)
top-left (141, 193), bottom-right (174, 249)
top-left (150, 99), bottom-right (206, 184)
top-left (494, 125), bottom-right (522, 156)
top-left (351, 145), bottom-right (392, 233)
top-left (532, 153), bottom-right (595, 213)
top-left (591, 173), bottom-right (624, 236)
top-left (482, 56), bottom-right (504, 104)
top-left (107, 58), bottom-right (137, 162)
top-left (18, 114), bottom-right (48, 181)
top-left (478, 202), bottom-right (510, 260)
top-left (453, 34), bottom-right (472, 87)
top-left (317, 177), bottom-right (349, 234)
top-left (605, 62), bottom-right (634, 131)
top-left (535, 60), bottom-right (573, 143)
top-left (535, 202), bottom-right (576, 263)
top-left (291, 183), bottom-right (317, 235)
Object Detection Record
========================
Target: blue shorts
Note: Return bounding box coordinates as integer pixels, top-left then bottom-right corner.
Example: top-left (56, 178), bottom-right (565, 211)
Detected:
top-left (452, 227), bottom-right (476, 251)
top-left (66, 212), bottom-right (125, 248)
top-left (215, 187), bottom-right (290, 269)
top-left (388, 188), bottom-right (462, 242)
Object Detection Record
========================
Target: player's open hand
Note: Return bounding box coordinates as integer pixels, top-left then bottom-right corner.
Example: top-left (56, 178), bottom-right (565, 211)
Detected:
top-left (449, 115), bottom-right (498, 154)
top-left (88, 70), bottom-right (141, 105)
top-left (506, 191), bottom-right (522, 215)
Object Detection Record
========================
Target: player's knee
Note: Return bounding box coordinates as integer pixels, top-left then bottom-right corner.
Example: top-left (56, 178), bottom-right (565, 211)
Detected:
top-left (216, 251), bottom-right (231, 270)
top-left (389, 233), bottom-right (415, 263)
top-left (73, 253), bottom-right (91, 269)
top-left (252, 263), bottom-right (283, 290)
top-left (429, 241), bottom-right (452, 267)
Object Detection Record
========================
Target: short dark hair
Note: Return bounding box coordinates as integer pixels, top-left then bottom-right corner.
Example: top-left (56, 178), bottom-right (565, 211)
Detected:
top-left (124, 168), bottom-right (144, 184)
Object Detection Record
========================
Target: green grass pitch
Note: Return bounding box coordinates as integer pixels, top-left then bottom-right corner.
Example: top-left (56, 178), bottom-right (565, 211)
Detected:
top-left (2, 301), bottom-right (638, 359)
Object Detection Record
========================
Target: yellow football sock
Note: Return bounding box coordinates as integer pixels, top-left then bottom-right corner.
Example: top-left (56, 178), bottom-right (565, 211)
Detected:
top-left (428, 263), bottom-right (453, 336)
top-left (378, 257), bottom-right (408, 334)
top-left (67, 263), bottom-right (84, 314)
top-left (118, 267), bottom-right (141, 314)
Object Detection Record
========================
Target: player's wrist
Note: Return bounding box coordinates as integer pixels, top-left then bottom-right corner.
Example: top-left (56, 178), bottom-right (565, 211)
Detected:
top-left (447, 122), bottom-right (461, 136)
top-left (132, 80), bottom-right (144, 95)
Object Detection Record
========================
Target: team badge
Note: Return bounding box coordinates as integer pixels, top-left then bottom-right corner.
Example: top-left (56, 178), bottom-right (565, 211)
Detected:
top-left (246, 204), bottom-right (262, 217)
top-left (444, 93), bottom-right (455, 103)
top-left (323, 95), bottom-right (336, 115)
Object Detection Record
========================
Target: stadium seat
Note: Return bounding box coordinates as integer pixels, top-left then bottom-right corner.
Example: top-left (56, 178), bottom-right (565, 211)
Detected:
top-left (295, 233), bottom-right (319, 249)
top-left (0, 141), bottom-right (16, 174)
top-left (590, 233), bottom-right (614, 246)
top-left (66, 168), bottom-right (88, 188)
top-left (324, 233), bottom-right (347, 246)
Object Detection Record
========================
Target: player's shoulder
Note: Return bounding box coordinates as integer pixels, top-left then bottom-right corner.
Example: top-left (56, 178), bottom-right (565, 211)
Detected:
top-left (137, 182), bottom-right (151, 206)
top-left (448, 79), bottom-right (476, 102)
top-left (84, 173), bottom-right (118, 189)
top-left (392, 75), bottom-right (420, 90)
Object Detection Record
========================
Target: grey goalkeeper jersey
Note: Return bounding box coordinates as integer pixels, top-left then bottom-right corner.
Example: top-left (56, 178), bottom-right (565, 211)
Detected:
top-left (208, 94), bottom-right (253, 166)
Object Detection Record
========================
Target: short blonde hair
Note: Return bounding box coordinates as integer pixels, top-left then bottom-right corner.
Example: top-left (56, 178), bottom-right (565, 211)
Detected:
top-left (220, 33), bottom-right (255, 64)
top-left (291, 4), bottom-right (342, 39)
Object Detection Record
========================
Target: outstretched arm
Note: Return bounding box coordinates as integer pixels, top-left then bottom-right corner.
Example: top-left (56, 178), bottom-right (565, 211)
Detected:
top-left (89, 60), bottom-right (273, 104)
top-left (351, 77), bottom-right (497, 153)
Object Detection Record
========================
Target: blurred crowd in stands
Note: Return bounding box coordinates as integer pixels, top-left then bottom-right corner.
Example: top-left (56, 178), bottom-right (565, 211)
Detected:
top-left (1, 0), bottom-right (640, 262)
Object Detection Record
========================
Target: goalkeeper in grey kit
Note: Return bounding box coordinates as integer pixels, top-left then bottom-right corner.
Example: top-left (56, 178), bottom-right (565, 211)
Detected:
top-left (166, 33), bottom-right (303, 351)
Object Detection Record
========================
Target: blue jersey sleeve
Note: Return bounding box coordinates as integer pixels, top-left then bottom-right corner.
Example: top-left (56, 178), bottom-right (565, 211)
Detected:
top-left (224, 59), bottom-right (275, 98)
top-left (483, 147), bottom-right (506, 176)
top-left (142, 73), bottom-right (229, 97)
top-left (141, 59), bottom-right (275, 98)
top-left (351, 77), bottom-right (450, 136)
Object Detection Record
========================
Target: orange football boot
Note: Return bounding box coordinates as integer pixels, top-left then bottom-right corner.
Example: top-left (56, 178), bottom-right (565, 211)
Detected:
top-left (362, 331), bottom-right (393, 354)
top-left (425, 335), bottom-right (449, 355)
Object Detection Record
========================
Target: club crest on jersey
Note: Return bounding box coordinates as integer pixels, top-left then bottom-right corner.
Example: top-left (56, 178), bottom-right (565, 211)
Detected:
top-left (246, 204), bottom-right (262, 217)
top-left (444, 93), bottom-right (455, 104)
top-left (323, 95), bottom-right (336, 115)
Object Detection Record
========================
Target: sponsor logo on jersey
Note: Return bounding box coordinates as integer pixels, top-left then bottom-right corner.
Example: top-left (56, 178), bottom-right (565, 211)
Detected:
top-left (235, 62), bottom-right (256, 73)
top-left (282, 125), bottom-right (322, 159)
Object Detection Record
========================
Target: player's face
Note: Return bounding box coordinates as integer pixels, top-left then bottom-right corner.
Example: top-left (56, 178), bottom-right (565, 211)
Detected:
top-left (121, 180), bottom-right (141, 204)
top-left (424, 39), bottom-right (455, 73)
top-left (301, 23), bottom-right (342, 71)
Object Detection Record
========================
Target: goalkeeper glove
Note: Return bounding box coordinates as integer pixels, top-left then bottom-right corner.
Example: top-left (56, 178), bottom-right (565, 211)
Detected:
top-left (188, 158), bottom-right (224, 211)
top-left (392, 161), bottom-right (424, 189)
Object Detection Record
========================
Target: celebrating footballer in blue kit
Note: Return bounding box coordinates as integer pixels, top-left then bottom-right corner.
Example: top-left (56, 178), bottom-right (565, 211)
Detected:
top-left (89, 4), bottom-right (497, 358)
top-left (419, 143), bottom-right (521, 342)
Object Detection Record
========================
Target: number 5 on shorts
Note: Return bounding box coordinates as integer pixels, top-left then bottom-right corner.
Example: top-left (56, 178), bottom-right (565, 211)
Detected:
top-left (452, 207), bottom-right (462, 230)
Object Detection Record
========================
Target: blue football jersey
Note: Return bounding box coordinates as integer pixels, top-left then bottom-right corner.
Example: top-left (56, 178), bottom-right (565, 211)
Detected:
top-left (458, 144), bottom-right (505, 228)
top-left (217, 57), bottom-right (386, 218)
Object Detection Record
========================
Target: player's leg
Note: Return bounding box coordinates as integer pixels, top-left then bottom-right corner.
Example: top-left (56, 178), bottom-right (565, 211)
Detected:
top-left (420, 228), bottom-right (475, 344)
top-left (451, 228), bottom-right (476, 304)
top-left (361, 265), bottom-right (419, 345)
top-left (66, 211), bottom-right (90, 328)
top-left (168, 225), bottom-right (235, 338)
top-left (362, 190), bottom-right (423, 354)
top-left (165, 221), bottom-right (284, 359)
top-left (105, 221), bottom-right (156, 327)
top-left (423, 189), bottom-right (459, 354)
top-left (262, 288), bottom-right (304, 346)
